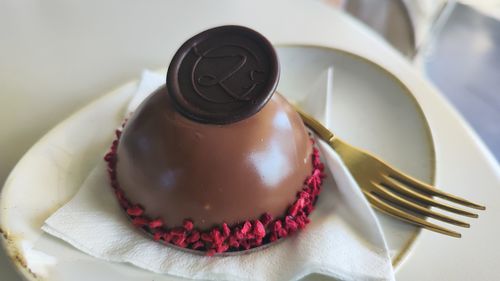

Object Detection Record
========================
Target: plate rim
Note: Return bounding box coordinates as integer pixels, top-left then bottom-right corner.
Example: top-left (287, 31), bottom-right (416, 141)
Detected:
top-left (0, 44), bottom-right (436, 280)
top-left (276, 44), bottom-right (436, 269)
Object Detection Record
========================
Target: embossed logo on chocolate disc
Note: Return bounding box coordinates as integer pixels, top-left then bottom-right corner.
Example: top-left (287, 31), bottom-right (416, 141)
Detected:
top-left (167, 26), bottom-right (279, 124)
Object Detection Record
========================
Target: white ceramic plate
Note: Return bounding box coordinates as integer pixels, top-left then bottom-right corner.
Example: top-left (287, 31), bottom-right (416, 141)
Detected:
top-left (0, 45), bottom-right (434, 281)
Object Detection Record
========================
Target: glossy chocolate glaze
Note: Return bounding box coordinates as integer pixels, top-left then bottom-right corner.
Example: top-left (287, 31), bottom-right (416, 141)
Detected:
top-left (116, 87), bottom-right (312, 229)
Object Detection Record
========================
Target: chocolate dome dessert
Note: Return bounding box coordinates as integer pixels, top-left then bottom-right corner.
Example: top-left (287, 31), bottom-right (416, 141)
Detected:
top-left (104, 26), bottom-right (324, 255)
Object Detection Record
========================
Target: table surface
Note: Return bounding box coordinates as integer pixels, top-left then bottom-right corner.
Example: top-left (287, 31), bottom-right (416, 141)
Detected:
top-left (422, 3), bottom-right (500, 161)
top-left (1, 0), bottom-right (499, 280)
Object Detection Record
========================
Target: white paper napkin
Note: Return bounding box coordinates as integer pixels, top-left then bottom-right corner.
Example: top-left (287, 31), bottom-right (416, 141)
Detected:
top-left (42, 70), bottom-right (394, 281)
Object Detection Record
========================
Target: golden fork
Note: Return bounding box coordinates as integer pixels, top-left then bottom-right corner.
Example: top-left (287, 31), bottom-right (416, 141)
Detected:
top-left (294, 105), bottom-right (485, 238)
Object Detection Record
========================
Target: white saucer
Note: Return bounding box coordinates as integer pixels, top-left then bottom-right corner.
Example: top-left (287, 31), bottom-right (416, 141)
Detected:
top-left (0, 45), bottom-right (434, 280)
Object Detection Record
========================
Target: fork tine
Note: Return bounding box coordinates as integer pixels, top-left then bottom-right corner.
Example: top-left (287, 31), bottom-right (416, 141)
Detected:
top-left (363, 191), bottom-right (462, 238)
top-left (387, 170), bottom-right (485, 210)
top-left (382, 176), bottom-right (479, 218)
top-left (372, 182), bottom-right (470, 227)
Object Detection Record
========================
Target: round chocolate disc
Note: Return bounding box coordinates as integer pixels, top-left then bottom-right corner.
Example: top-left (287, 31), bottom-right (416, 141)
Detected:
top-left (167, 25), bottom-right (280, 124)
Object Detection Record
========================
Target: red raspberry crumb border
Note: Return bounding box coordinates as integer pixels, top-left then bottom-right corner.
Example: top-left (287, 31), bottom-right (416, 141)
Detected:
top-left (104, 128), bottom-right (325, 256)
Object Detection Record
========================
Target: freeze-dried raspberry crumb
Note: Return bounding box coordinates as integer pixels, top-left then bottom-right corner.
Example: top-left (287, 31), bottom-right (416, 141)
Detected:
top-left (228, 236), bottom-right (239, 248)
top-left (126, 205), bottom-right (144, 216)
top-left (216, 243), bottom-right (229, 253)
top-left (201, 233), bottom-right (213, 243)
top-left (222, 223), bottom-right (231, 237)
top-left (162, 232), bottom-right (172, 243)
top-left (192, 241), bottom-right (204, 250)
top-left (183, 220), bottom-right (194, 231)
top-left (132, 217), bottom-right (148, 227)
top-left (254, 220), bottom-right (266, 238)
top-left (187, 231), bottom-right (200, 243)
top-left (211, 228), bottom-right (224, 246)
top-left (149, 219), bottom-right (164, 229)
top-left (172, 235), bottom-right (187, 248)
top-left (241, 221), bottom-right (252, 234)
top-left (285, 216), bottom-right (299, 233)
top-left (153, 231), bottom-right (163, 241)
top-left (170, 227), bottom-right (185, 238)
top-left (260, 213), bottom-right (273, 227)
